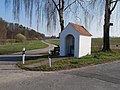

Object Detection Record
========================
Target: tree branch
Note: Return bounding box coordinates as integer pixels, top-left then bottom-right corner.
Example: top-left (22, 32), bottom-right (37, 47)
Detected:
top-left (64, 0), bottom-right (76, 11)
top-left (62, 0), bottom-right (64, 10)
top-left (111, 1), bottom-right (116, 4)
top-left (76, 0), bottom-right (86, 12)
top-left (59, 0), bottom-right (60, 10)
top-left (110, 0), bottom-right (120, 4)
top-left (51, 0), bottom-right (59, 12)
top-left (110, 0), bottom-right (118, 13)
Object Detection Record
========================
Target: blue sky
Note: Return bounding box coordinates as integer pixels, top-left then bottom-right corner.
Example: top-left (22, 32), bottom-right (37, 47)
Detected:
top-left (0, 0), bottom-right (120, 37)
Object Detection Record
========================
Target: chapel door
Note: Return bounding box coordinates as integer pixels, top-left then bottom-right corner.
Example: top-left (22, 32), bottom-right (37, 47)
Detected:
top-left (66, 35), bottom-right (74, 56)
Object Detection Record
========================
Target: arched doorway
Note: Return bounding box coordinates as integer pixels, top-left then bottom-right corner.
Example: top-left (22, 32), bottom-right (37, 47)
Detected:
top-left (65, 34), bottom-right (75, 56)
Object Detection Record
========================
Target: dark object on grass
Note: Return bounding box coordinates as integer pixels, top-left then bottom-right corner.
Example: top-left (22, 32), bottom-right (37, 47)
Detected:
top-left (116, 45), bottom-right (119, 47)
top-left (51, 47), bottom-right (60, 55)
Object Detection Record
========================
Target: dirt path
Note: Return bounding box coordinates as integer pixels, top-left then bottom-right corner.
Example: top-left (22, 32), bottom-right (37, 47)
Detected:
top-left (12, 40), bottom-right (57, 55)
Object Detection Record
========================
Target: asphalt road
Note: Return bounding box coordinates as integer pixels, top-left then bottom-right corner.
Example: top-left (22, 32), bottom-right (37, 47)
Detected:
top-left (0, 60), bottom-right (120, 90)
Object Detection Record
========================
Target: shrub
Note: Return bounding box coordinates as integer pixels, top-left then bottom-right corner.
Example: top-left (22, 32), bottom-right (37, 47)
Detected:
top-left (15, 33), bottom-right (26, 42)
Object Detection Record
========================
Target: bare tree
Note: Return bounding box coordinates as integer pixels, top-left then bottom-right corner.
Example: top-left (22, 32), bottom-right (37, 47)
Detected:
top-left (102, 0), bottom-right (119, 51)
top-left (48, 0), bottom-right (65, 31)
top-left (88, 0), bottom-right (119, 51)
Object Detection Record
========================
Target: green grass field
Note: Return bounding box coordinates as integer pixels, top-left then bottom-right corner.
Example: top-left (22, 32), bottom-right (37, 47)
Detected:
top-left (45, 38), bottom-right (120, 52)
top-left (1, 38), bottom-right (118, 55)
top-left (45, 39), bottom-right (60, 46)
top-left (45, 38), bottom-right (120, 45)
top-left (17, 38), bottom-right (120, 71)
top-left (0, 40), bottom-right (48, 55)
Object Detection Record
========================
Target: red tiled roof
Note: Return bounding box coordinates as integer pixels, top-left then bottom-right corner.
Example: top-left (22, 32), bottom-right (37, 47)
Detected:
top-left (70, 22), bottom-right (92, 36)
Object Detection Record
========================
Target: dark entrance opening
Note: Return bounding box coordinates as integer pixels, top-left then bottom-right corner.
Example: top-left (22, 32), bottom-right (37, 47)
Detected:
top-left (65, 34), bottom-right (75, 56)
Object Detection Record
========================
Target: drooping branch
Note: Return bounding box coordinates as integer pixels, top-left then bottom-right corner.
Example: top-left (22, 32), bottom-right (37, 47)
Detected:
top-left (5, 0), bottom-right (115, 34)
top-left (51, 0), bottom-right (59, 12)
top-left (59, 0), bottom-right (61, 10)
top-left (29, 0), bottom-right (33, 26)
top-left (35, 0), bottom-right (40, 30)
top-left (76, 0), bottom-right (86, 11)
top-left (64, 0), bottom-right (77, 11)
top-left (5, 0), bottom-right (11, 8)
top-left (111, 0), bottom-right (120, 3)
top-left (111, 0), bottom-right (117, 3)
top-left (12, 0), bottom-right (21, 21)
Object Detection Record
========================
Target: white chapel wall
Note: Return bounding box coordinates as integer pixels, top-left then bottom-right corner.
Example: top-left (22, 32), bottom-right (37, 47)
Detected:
top-left (79, 35), bottom-right (91, 57)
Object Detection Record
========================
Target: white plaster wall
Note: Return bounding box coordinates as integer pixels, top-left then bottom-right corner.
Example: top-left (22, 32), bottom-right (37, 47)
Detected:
top-left (74, 35), bottom-right (80, 57)
top-left (60, 23), bottom-right (92, 58)
top-left (60, 34), bottom-right (66, 56)
top-left (60, 24), bottom-right (80, 57)
top-left (79, 35), bottom-right (91, 57)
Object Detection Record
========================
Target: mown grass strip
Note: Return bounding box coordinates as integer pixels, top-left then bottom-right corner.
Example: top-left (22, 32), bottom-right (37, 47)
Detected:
top-left (17, 50), bottom-right (120, 71)
top-left (0, 40), bottom-right (48, 54)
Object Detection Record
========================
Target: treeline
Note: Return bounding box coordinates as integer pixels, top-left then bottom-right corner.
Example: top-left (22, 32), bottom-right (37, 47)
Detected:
top-left (0, 17), bottom-right (45, 40)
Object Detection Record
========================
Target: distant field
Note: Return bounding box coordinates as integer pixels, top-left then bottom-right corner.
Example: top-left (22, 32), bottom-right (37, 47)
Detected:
top-left (45, 39), bottom-right (60, 46)
top-left (0, 40), bottom-right (48, 55)
top-left (92, 38), bottom-right (120, 46)
top-left (91, 38), bottom-right (120, 52)
top-left (45, 38), bottom-right (120, 52)
top-left (0, 38), bottom-right (119, 55)
top-left (0, 39), bottom-right (16, 45)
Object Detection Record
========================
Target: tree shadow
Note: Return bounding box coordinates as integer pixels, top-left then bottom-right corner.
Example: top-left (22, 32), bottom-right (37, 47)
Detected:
top-left (0, 55), bottom-right (41, 62)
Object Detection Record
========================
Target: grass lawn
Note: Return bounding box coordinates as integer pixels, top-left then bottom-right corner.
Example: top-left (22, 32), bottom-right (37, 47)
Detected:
top-left (17, 50), bottom-right (120, 71)
top-left (0, 40), bottom-right (48, 54)
top-left (17, 38), bottom-right (120, 71)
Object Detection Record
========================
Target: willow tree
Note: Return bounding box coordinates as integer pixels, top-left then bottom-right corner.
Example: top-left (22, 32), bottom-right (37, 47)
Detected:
top-left (5, 0), bottom-right (86, 32)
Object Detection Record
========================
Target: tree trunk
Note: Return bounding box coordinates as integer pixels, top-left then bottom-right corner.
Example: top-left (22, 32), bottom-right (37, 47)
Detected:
top-left (51, 0), bottom-right (65, 32)
top-left (59, 12), bottom-right (64, 32)
top-left (102, 0), bottom-right (111, 51)
top-left (59, 0), bottom-right (64, 32)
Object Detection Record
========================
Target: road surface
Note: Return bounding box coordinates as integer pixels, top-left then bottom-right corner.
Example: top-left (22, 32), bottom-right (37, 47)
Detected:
top-left (0, 60), bottom-right (120, 90)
